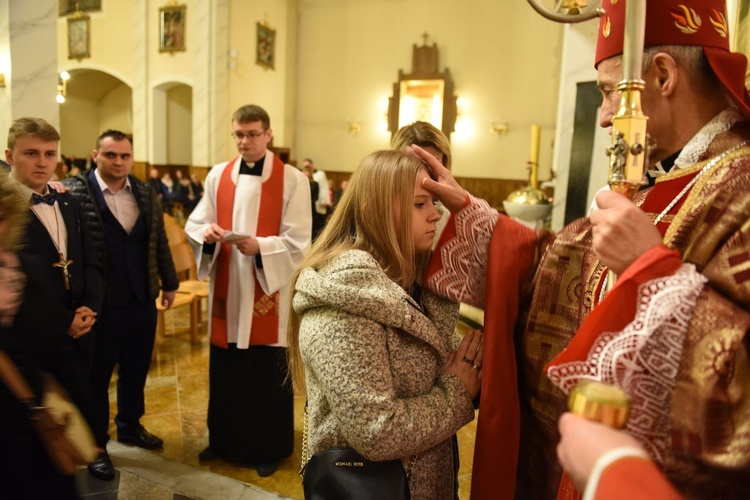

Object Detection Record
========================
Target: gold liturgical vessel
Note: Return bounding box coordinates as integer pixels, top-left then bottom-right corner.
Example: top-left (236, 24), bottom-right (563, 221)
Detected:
top-left (568, 381), bottom-right (630, 429)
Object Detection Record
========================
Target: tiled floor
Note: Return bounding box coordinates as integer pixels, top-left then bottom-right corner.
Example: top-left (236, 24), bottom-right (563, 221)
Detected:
top-left (91, 302), bottom-right (477, 499)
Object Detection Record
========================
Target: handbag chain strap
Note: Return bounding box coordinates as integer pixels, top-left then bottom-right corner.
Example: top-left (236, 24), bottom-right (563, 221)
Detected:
top-left (300, 400), bottom-right (419, 479)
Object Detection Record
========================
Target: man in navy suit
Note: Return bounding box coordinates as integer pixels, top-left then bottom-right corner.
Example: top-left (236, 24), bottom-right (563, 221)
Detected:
top-left (4, 117), bottom-right (103, 458)
top-left (65, 130), bottom-right (178, 481)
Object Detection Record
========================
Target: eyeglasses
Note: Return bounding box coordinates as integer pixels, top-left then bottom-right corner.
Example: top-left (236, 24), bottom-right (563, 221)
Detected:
top-left (232, 130), bottom-right (267, 141)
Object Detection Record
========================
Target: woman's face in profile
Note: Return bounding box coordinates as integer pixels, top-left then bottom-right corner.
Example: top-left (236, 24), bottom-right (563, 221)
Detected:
top-left (411, 169), bottom-right (441, 254)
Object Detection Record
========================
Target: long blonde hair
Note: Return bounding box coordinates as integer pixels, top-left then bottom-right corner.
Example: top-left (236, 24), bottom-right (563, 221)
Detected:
top-left (286, 150), bottom-right (429, 390)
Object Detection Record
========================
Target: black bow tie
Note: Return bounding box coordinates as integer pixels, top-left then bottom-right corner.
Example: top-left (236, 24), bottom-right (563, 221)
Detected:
top-left (32, 193), bottom-right (56, 206)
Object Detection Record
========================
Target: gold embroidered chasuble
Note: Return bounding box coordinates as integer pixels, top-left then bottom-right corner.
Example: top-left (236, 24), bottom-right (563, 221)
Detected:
top-left (515, 124), bottom-right (750, 499)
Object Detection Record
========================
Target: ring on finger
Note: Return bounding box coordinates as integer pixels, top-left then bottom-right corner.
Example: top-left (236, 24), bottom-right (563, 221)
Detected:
top-left (472, 364), bottom-right (481, 372)
top-left (462, 356), bottom-right (474, 365)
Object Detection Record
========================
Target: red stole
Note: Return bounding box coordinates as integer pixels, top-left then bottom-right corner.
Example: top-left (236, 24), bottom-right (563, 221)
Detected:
top-left (211, 155), bottom-right (285, 348)
top-left (470, 215), bottom-right (539, 500)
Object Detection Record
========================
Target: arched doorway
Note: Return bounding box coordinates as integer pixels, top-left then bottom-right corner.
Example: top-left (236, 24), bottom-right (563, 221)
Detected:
top-left (151, 81), bottom-right (193, 221)
top-left (59, 69), bottom-right (132, 173)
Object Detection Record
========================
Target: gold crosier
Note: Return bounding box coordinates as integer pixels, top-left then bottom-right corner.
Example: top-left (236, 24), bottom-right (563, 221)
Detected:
top-left (526, 0), bottom-right (650, 425)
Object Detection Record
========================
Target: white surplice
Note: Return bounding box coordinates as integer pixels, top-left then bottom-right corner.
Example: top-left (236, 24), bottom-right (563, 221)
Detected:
top-left (185, 152), bottom-right (312, 348)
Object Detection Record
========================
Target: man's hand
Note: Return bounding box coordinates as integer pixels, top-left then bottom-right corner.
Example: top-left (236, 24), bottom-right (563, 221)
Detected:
top-left (557, 413), bottom-right (644, 492)
top-left (232, 237), bottom-right (260, 256)
top-left (47, 181), bottom-right (71, 194)
top-left (203, 223), bottom-right (226, 244)
top-left (589, 190), bottom-right (662, 275)
top-left (68, 307), bottom-right (97, 338)
top-left (161, 290), bottom-right (176, 309)
top-left (408, 145), bottom-right (469, 213)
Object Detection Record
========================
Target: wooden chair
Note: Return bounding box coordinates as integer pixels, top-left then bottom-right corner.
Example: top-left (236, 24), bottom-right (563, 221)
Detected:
top-left (161, 213), bottom-right (210, 344)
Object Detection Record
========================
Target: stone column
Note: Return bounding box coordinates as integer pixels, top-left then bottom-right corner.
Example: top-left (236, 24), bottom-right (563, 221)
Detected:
top-left (0, 0), bottom-right (58, 139)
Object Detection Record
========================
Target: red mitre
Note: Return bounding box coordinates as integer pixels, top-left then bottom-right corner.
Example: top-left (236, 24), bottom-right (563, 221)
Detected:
top-left (595, 0), bottom-right (750, 120)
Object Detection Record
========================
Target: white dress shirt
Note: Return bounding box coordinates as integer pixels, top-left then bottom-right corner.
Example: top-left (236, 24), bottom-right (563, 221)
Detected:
top-left (94, 169), bottom-right (140, 234)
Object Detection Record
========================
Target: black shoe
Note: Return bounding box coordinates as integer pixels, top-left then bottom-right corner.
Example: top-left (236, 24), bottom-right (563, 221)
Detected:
top-left (198, 446), bottom-right (218, 462)
top-left (257, 461), bottom-right (280, 477)
top-left (117, 425), bottom-right (164, 450)
top-left (88, 451), bottom-right (115, 481)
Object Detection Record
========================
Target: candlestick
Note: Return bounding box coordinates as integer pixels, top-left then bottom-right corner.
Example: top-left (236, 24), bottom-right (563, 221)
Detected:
top-left (530, 124), bottom-right (541, 165)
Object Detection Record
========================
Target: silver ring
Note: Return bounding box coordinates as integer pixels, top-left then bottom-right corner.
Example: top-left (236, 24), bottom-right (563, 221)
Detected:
top-left (472, 364), bottom-right (481, 371)
top-left (462, 356), bottom-right (474, 365)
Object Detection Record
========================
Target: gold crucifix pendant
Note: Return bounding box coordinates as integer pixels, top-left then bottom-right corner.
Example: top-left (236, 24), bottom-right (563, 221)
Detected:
top-left (53, 253), bottom-right (73, 290)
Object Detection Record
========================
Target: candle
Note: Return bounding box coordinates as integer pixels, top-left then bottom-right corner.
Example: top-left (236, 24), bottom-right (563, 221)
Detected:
top-left (530, 125), bottom-right (541, 165)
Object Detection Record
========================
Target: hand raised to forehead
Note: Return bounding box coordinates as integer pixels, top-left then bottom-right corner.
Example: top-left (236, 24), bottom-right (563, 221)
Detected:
top-left (408, 145), bottom-right (468, 213)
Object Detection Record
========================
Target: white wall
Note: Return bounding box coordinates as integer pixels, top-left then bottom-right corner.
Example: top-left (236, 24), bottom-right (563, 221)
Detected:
top-left (294, 0), bottom-right (563, 180)
top-left (167, 84), bottom-right (192, 164)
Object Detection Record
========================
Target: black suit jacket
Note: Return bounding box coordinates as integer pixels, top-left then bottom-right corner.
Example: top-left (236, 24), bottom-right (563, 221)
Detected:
top-left (19, 192), bottom-right (103, 337)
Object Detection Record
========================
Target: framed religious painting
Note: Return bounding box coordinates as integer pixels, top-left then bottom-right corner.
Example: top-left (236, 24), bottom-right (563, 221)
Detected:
top-left (159, 3), bottom-right (187, 54)
top-left (59, 0), bottom-right (101, 16)
top-left (256, 22), bottom-right (276, 70)
top-left (67, 10), bottom-right (91, 61)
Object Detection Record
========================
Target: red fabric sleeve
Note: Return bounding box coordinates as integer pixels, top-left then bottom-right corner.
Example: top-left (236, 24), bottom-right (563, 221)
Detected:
top-left (470, 215), bottom-right (539, 500)
top-left (595, 457), bottom-right (682, 500)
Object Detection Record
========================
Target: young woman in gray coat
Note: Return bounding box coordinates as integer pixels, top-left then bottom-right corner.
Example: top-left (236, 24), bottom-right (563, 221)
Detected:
top-left (288, 150), bottom-right (483, 499)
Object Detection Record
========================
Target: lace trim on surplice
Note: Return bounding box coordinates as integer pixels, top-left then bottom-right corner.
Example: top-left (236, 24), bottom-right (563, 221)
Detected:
top-left (548, 264), bottom-right (707, 463)
top-left (429, 196), bottom-right (497, 306)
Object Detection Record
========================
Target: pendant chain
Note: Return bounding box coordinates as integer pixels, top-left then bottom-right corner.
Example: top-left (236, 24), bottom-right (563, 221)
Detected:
top-left (653, 140), bottom-right (749, 224)
top-left (599, 139), bottom-right (749, 304)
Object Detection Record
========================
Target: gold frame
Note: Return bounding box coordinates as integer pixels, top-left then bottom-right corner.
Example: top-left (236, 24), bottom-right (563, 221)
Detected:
top-left (256, 22), bottom-right (276, 70)
top-left (159, 3), bottom-right (187, 54)
top-left (59, 0), bottom-right (101, 17)
top-left (67, 10), bottom-right (91, 61)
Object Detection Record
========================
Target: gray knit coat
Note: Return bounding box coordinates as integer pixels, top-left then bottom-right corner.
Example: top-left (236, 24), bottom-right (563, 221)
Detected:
top-left (294, 249), bottom-right (475, 499)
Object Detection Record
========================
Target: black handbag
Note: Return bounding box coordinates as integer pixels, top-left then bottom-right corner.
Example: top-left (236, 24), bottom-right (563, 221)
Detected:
top-left (302, 447), bottom-right (410, 500)
top-left (300, 402), bottom-right (414, 500)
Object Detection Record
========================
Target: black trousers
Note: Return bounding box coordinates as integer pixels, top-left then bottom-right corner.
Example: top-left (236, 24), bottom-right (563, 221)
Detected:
top-left (208, 344), bottom-right (294, 463)
top-left (89, 298), bottom-right (157, 447)
top-left (39, 333), bottom-right (97, 436)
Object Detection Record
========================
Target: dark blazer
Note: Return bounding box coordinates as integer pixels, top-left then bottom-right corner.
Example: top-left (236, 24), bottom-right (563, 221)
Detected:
top-left (63, 171), bottom-right (178, 304)
top-left (19, 191), bottom-right (103, 337)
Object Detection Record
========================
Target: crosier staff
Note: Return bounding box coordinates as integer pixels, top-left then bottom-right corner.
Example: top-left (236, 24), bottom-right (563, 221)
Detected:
top-left (527, 2), bottom-right (648, 498)
top-left (603, 0), bottom-right (648, 292)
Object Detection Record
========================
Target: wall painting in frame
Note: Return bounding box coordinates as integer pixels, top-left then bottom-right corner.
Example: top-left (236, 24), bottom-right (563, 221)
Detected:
top-left (160, 2), bottom-right (187, 54)
top-left (256, 22), bottom-right (276, 70)
top-left (67, 9), bottom-right (91, 61)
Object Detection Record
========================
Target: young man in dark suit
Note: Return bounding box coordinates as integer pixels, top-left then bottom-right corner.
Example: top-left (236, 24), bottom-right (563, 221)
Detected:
top-left (4, 117), bottom-right (104, 462)
top-left (64, 130), bottom-right (178, 481)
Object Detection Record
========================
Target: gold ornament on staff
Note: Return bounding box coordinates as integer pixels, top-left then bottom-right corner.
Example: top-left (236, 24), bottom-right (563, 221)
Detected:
top-left (606, 0), bottom-right (648, 200)
top-left (604, 0), bottom-right (648, 291)
top-left (526, 0), bottom-right (650, 291)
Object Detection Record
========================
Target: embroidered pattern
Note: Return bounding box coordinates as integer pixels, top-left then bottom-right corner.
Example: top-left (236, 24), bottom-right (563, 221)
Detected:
top-left (602, 16), bottom-right (611, 38)
top-left (671, 5), bottom-right (702, 35)
top-left (709, 9), bottom-right (728, 38)
top-left (548, 264), bottom-right (707, 463)
top-left (728, 250), bottom-right (750, 286)
top-left (254, 293), bottom-right (279, 316)
top-left (429, 196), bottom-right (496, 306)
